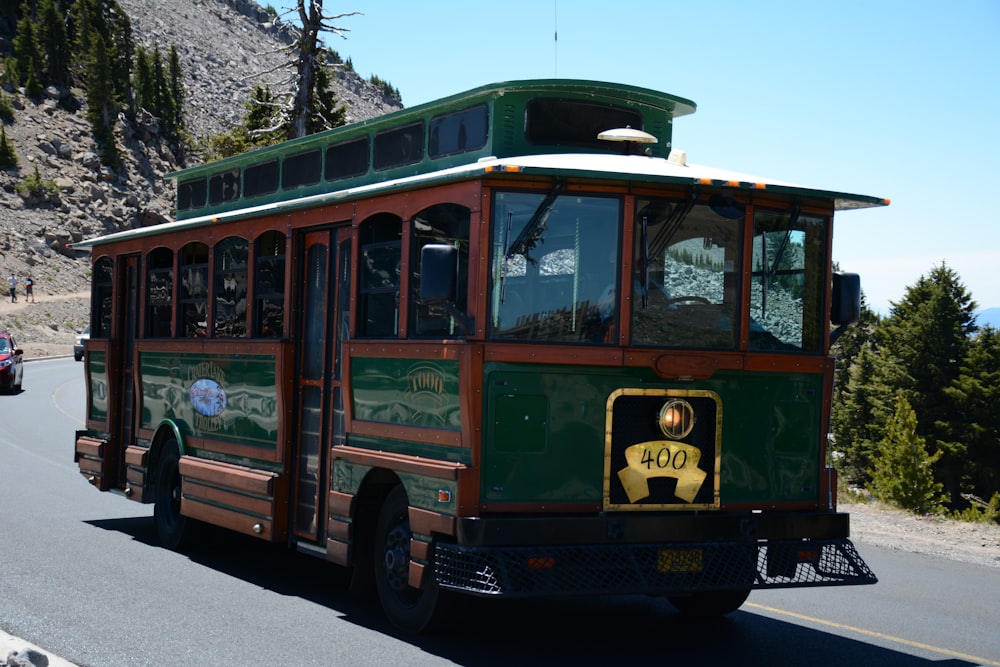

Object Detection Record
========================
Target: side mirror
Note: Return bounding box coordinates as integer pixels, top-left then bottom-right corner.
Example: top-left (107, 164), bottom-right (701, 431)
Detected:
top-left (831, 272), bottom-right (861, 326)
top-left (420, 243), bottom-right (458, 301)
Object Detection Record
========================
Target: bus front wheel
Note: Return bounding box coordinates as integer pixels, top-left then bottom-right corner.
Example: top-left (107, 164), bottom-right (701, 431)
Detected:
top-left (373, 485), bottom-right (448, 633)
top-left (153, 439), bottom-right (191, 550)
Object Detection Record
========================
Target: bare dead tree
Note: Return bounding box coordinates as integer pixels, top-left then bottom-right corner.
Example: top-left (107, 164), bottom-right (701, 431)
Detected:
top-left (288, 1), bottom-right (358, 139)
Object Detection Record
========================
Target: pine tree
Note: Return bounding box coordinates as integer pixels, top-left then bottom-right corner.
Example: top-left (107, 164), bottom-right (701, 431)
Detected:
top-left (831, 342), bottom-right (893, 485)
top-left (13, 1), bottom-right (45, 94)
top-left (167, 44), bottom-right (185, 138)
top-left (38, 0), bottom-right (71, 87)
top-left (878, 262), bottom-right (977, 505)
top-left (942, 326), bottom-right (1000, 501)
top-left (0, 125), bottom-right (18, 167)
top-left (85, 31), bottom-right (118, 167)
top-left (870, 393), bottom-right (945, 514)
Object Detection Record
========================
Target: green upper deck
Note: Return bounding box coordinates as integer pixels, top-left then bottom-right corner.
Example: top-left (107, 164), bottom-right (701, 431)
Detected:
top-left (167, 79), bottom-right (697, 220)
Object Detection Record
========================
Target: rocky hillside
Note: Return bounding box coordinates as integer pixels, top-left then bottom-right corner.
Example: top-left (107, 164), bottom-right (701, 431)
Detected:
top-left (0, 0), bottom-right (401, 356)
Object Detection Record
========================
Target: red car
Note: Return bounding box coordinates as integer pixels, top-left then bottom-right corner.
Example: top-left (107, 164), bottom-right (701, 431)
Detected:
top-left (0, 330), bottom-right (24, 392)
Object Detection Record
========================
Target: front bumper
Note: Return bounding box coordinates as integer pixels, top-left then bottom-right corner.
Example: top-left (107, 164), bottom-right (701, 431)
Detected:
top-left (433, 512), bottom-right (877, 597)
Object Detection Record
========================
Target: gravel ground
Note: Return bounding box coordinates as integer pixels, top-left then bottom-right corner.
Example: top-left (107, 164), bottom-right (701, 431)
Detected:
top-left (843, 500), bottom-right (1000, 568)
top-left (0, 289), bottom-right (89, 359)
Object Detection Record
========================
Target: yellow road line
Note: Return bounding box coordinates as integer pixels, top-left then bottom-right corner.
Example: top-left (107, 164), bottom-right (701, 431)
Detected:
top-left (747, 602), bottom-right (1000, 666)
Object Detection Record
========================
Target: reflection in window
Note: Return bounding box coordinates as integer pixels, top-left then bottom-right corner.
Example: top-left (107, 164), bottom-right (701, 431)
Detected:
top-left (92, 257), bottom-right (114, 337)
top-left (630, 199), bottom-right (742, 349)
top-left (428, 105), bottom-right (488, 157)
top-left (179, 242), bottom-right (208, 337)
top-left (358, 215), bottom-right (401, 337)
top-left (147, 247), bottom-right (174, 337)
top-left (255, 231), bottom-right (286, 337)
top-left (411, 203), bottom-right (470, 337)
top-left (325, 137), bottom-right (369, 181)
top-left (373, 122), bottom-right (423, 171)
top-left (209, 169), bottom-right (240, 205)
top-left (750, 210), bottom-right (827, 352)
top-left (282, 149), bottom-right (322, 190)
top-left (489, 190), bottom-right (621, 343)
top-left (214, 237), bottom-right (248, 337)
top-left (244, 160), bottom-right (278, 198)
top-left (177, 177), bottom-right (206, 212)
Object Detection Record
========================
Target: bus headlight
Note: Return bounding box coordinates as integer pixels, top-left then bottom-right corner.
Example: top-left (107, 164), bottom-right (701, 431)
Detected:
top-left (658, 399), bottom-right (695, 440)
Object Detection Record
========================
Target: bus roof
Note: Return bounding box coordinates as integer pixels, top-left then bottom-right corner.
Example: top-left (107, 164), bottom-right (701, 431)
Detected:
top-left (79, 149), bottom-right (887, 249)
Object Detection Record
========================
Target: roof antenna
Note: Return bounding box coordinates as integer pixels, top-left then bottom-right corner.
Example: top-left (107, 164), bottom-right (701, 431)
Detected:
top-left (554, 0), bottom-right (558, 76)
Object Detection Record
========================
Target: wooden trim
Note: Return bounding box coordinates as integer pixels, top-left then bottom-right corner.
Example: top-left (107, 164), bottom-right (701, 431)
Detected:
top-left (349, 420), bottom-right (462, 448)
top-left (328, 490), bottom-right (354, 517)
top-left (484, 343), bottom-right (624, 366)
top-left (410, 538), bottom-right (431, 561)
top-left (183, 480), bottom-right (274, 517)
top-left (409, 506), bottom-right (456, 537)
top-left (124, 445), bottom-right (147, 467)
top-left (75, 436), bottom-right (105, 459)
top-left (332, 445), bottom-right (464, 480)
top-left (179, 456), bottom-right (277, 496)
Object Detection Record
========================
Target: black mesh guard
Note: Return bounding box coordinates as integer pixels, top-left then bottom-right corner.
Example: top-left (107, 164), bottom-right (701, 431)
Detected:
top-left (434, 538), bottom-right (877, 598)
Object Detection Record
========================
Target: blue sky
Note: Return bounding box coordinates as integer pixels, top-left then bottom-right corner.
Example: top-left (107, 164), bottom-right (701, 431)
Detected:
top-left (273, 0), bottom-right (999, 314)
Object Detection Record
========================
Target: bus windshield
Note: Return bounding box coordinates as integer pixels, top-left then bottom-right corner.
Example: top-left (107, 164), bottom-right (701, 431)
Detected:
top-left (489, 190), bottom-right (621, 343)
top-left (630, 198), bottom-right (742, 349)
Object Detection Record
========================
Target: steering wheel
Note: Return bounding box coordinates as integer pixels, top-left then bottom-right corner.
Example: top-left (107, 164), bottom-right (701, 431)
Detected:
top-left (666, 295), bottom-right (711, 306)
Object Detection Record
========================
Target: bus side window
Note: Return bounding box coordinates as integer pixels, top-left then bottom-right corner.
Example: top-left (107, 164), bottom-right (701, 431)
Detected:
top-left (411, 203), bottom-right (470, 338)
top-left (358, 215), bottom-right (402, 338)
top-left (254, 231), bottom-right (286, 337)
top-left (179, 242), bottom-right (209, 338)
top-left (146, 247), bottom-right (174, 338)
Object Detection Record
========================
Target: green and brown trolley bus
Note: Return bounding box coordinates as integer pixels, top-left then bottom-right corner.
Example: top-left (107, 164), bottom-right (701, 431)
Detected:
top-left (75, 79), bottom-right (882, 632)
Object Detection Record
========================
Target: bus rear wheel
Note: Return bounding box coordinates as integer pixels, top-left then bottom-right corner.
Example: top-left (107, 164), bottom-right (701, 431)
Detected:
top-left (373, 485), bottom-right (448, 633)
top-left (667, 588), bottom-right (751, 617)
top-left (153, 439), bottom-right (191, 550)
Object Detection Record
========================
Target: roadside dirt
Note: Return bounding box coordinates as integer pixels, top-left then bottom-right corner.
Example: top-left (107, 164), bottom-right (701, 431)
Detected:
top-left (842, 500), bottom-right (1000, 569)
top-left (0, 289), bottom-right (89, 359)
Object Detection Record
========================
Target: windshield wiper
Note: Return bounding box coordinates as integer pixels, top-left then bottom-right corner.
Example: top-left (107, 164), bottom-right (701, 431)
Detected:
top-left (505, 181), bottom-right (563, 261)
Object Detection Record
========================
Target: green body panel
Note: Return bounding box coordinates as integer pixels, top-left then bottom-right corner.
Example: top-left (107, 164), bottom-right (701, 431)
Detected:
top-left (351, 357), bottom-right (461, 431)
top-left (331, 460), bottom-right (458, 514)
top-left (87, 350), bottom-right (108, 422)
top-left (139, 351), bottom-right (279, 455)
top-left (483, 363), bottom-right (824, 505)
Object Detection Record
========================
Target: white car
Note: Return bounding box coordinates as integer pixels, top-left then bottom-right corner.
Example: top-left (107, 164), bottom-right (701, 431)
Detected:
top-left (74, 325), bottom-right (90, 361)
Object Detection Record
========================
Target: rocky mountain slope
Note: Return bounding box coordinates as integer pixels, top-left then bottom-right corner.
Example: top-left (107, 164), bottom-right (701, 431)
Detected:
top-left (0, 0), bottom-right (401, 356)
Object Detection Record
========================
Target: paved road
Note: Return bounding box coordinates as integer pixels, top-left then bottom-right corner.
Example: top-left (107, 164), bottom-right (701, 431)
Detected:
top-left (2, 358), bottom-right (999, 666)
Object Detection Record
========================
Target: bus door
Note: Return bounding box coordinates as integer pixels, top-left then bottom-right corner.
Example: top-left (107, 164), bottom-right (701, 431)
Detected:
top-left (114, 255), bottom-right (140, 486)
top-left (292, 227), bottom-right (351, 542)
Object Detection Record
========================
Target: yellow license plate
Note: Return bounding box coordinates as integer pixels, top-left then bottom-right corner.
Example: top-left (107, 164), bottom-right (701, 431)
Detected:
top-left (657, 548), bottom-right (703, 573)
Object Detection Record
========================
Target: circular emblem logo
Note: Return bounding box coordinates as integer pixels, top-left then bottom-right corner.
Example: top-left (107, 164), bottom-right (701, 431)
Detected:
top-left (658, 399), bottom-right (695, 440)
top-left (189, 378), bottom-right (227, 417)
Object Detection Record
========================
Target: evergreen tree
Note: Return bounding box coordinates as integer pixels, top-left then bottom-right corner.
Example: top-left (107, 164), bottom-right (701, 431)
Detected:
top-left (831, 342), bottom-right (893, 485)
top-left (13, 1), bottom-right (44, 94)
top-left (870, 393), bottom-right (945, 514)
top-left (167, 44), bottom-right (185, 137)
top-left (133, 44), bottom-right (155, 114)
top-left (305, 56), bottom-right (346, 136)
top-left (38, 0), bottom-right (71, 87)
top-left (942, 326), bottom-right (1000, 501)
top-left (0, 125), bottom-right (18, 167)
top-left (878, 262), bottom-right (977, 505)
top-left (85, 31), bottom-right (118, 167)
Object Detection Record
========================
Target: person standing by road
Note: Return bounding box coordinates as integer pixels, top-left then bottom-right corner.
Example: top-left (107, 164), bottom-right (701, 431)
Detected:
top-left (7, 273), bottom-right (16, 303)
top-left (25, 276), bottom-right (34, 302)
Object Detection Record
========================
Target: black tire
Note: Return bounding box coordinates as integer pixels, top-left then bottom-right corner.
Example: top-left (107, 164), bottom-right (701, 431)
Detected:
top-left (667, 588), bottom-right (751, 617)
top-left (373, 485), bottom-right (450, 634)
top-left (153, 440), bottom-right (192, 550)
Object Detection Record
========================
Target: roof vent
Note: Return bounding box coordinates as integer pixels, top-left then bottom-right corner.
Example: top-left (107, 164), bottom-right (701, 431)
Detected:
top-left (667, 149), bottom-right (687, 166)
